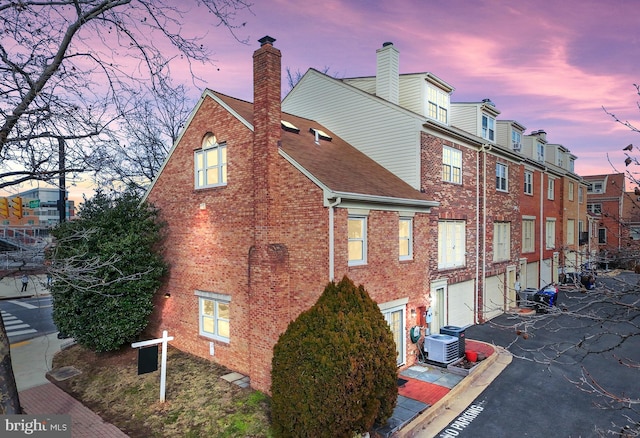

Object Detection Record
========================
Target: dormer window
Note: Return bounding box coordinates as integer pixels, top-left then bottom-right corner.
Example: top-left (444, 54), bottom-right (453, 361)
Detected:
top-left (195, 132), bottom-right (227, 189)
top-left (428, 86), bottom-right (448, 124)
top-left (482, 114), bottom-right (495, 141)
top-left (536, 143), bottom-right (545, 162)
top-left (511, 130), bottom-right (522, 151)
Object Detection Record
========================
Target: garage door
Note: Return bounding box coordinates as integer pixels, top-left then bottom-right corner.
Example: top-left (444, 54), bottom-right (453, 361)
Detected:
top-left (447, 279), bottom-right (475, 327)
top-left (484, 274), bottom-right (505, 320)
top-left (526, 261), bottom-right (539, 289)
top-left (540, 258), bottom-right (552, 286)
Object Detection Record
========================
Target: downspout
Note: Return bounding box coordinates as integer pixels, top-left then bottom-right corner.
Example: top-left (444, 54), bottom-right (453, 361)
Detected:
top-left (480, 144), bottom-right (492, 323)
top-left (539, 170), bottom-right (545, 287)
top-left (328, 197), bottom-right (342, 281)
top-left (475, 151), bottom-right (480, 324)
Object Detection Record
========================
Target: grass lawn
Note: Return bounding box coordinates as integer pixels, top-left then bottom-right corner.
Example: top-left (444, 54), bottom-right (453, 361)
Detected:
top-left (50, 343), bottom-right (272, 437)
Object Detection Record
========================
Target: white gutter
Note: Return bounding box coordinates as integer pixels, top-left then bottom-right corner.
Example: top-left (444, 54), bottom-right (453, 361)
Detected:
top-left (539, 170), bottom-right (545, 287)
top-left (480, 144), bottom-right (492, 323)
top-left (328, 197), bottom-right (342, 281)
top-left (475, 149), bottom-right (480, 324)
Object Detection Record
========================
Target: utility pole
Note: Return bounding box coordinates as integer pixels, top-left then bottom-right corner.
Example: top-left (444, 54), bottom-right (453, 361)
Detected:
top-left (58, 137), bottom-right (65, 223)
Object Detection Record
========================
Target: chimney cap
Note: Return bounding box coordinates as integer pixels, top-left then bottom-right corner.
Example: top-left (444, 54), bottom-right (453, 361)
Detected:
top-left (258, 35), bottom-right (276, 47)
top-left (382, 41), bottom-right (393, 47)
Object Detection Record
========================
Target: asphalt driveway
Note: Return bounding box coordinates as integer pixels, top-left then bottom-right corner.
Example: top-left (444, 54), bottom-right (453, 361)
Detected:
top-left (435, 271), bottom-right (640, 437)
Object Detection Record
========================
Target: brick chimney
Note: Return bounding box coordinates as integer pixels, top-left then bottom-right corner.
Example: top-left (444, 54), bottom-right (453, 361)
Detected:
top-left (253, 35), bottom-right (282, 245)
top-left (249, 36), bottom-right (289, 395)
top-left (376, 42), bottom-right (399, 104)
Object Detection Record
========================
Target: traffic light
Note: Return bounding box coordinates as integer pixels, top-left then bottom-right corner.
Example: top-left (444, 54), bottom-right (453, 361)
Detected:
top-left (11, 196), bottom-right (22, 219)
top-left (0, 198), bottom-right (8, 218)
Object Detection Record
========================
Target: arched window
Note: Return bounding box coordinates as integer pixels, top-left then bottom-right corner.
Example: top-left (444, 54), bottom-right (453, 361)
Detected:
top-left (195, 133), bottom-right (227, 188)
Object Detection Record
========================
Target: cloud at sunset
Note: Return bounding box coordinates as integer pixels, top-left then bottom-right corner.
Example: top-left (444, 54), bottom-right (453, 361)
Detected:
top-left (49, 0), bottom-right (640, 200)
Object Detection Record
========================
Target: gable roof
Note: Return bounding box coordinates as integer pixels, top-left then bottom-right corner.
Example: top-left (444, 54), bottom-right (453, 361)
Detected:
top-left (212, 92), bottom-right (437, 210)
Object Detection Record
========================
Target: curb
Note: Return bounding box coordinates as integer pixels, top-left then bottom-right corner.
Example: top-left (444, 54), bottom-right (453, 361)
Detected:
top-left (395, 342), bottom-right (512, 437)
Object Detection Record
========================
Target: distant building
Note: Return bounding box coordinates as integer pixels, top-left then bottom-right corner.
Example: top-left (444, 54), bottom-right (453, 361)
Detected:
top-left (16, 188), bottom-right (75, 226)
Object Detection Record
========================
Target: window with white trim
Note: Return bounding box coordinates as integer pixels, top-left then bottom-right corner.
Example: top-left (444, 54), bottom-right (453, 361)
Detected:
top-left (587, 203), bottom-right (602, 214)
top-left (438, 220), bottom-right (466, 269)
top-left (348, 216), bottom-right (367, 265)
top-left (195, 133), bottom-right (227, 189)
top-left (567, 219), bottom-right (575, 245)
top-left (578, 186), bottom-right (584, 203)
top-left (196, 291), bottom-right (230, 342)
top-left (588, 182), bottom-right (604, 193)
top-left (482, 114), bottom-right (495, 141)
top-left (547, 178), bottom-right (555, 200)
top-left (379, 299), bottom-right (407, 366)
top-left (568, 182), bottom-right (574, 201)
top-left (493, 222), bottom-right (510, 262)
top-left (428, 87), bottom-right (448, 124)
top-left (399, 217), bottom-right (413, 261)
top-left (546, 219), bottom-right (556, 249)
top-left (522, 219), bottom-right (535, 253)
top-left (524, 171), bottom-right (533, 195)
top-left (598, 228), bottom-right (606, 244)
top-left (442, 146), bottom-right (462, 184)
top-left (536, 143), bottom-right (545, 162)
top-left (496, 163), bottom-right (508, 192)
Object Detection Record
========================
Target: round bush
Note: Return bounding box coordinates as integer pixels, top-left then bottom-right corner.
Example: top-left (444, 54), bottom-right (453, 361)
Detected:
top-left (271, 276), bottom-right (398, 437)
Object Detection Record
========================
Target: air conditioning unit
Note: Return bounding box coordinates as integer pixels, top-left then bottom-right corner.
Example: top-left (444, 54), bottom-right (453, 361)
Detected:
top-left (512, 143), bottom-right (522, 152)
top-left (424, 334), bottom-right (459, 365)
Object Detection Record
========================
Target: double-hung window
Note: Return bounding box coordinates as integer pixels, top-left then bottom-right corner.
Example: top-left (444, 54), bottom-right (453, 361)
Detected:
top-left (438, 220), bottom-right (465, 269)
top-left (567, 219), bottom-right (575, 245)
top-left (598, 228), bottom-right (607, 244)
top-left (587, 203), bottom-right (602, 214)
top-left (522, 218), bottom-right (535, 253)
top-left (428, 87), bottom-right (448, 124)
top-left (496, 163), bottom-right (508, 192)
top-left (195, 133), bottom-right (227, 189)
top-left (568, 182), bottom-right (574, 201)
top-left (348, 216), bottom-right (367, 266)
top-left (196, 291), bottom-right (230, 343)
top-left (524, 171), bottom-right (533, 195)
top-left (547, 178), bottom-right (555, 200)
top-left (536, 143), bottom-right (545, 162)
top-left (399, 217), bottom-right (413, 261)
top-left (442, 146), bottom-right (462, 184)
top-left (482, 115), bottom-right (495, 141)
top-left (493, 222), bottom-right (510, 262)
top-left (545, 219), bottom-right (556, 249)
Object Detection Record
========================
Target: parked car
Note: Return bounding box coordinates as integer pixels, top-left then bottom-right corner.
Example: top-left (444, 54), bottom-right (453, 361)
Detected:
top-left (533, 284), bottom-right (559, 313)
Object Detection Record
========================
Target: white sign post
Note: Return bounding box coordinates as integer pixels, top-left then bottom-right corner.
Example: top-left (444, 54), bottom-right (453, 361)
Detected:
top-left (131, 330), bottom-right (174, 402)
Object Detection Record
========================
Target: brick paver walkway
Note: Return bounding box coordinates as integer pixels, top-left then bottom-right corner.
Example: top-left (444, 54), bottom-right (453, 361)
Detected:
top-left (20, 383), bottom-right (129, 438)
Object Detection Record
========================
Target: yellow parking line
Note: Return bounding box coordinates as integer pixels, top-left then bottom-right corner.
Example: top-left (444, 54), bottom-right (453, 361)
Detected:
top-left (10, 340), bottom-right (30, 348)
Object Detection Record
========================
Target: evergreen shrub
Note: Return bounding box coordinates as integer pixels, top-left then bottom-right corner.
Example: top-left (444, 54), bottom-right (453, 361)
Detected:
top-left (271, 276), bottom-right (398, 437)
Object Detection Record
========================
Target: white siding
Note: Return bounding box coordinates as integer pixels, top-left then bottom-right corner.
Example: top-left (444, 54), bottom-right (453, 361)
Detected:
top-left (284, 72), bottom-right (423, 189)
top-left (447, 280), bottom-right (475, 327)
top-left (450, 104), bottom-right (477, 135)
top-left (343, 77), bottom-right (376, 94)
top-left (484, 274), bottom-right (505, 320)
top-left (398, 76), bottom-right (425, 116)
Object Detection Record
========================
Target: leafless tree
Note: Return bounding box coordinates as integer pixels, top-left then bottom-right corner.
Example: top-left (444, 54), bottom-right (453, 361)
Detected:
top-left (0, 0), bottom-right (252, 413)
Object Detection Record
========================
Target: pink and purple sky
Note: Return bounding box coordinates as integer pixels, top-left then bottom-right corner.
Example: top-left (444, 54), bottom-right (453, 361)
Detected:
top-left (179, 0), bottom-right (639, 179)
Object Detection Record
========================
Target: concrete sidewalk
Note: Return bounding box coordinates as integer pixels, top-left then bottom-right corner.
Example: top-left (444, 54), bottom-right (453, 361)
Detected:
top-left (1, 274), bottom-right (129, 437)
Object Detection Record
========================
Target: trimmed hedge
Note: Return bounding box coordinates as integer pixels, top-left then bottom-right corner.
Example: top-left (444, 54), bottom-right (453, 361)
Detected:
top-left (271, 276), bottom-right (398, 437)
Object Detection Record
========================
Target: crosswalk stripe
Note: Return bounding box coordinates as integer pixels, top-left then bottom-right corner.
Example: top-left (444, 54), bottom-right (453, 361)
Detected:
top-left (5, 319), bottom-right (25, 326)
top-left (8, 300), bottom-right (38, 309)
top-left (7, 324), bottom-right (29, 330)
top-left (8, 329), bottom-right (37, 337)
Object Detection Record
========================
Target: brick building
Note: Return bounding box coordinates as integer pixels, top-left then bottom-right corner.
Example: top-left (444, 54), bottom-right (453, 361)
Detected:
top-left (144, 37), bottom-right (438, 392)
